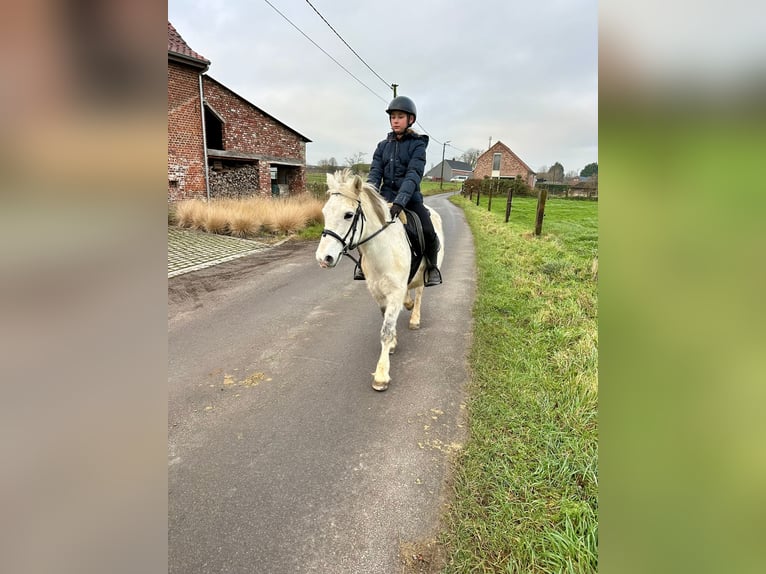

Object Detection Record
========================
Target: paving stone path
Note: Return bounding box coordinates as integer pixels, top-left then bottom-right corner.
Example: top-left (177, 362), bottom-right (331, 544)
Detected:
top-left (168, 227), bottom-right (274, 278)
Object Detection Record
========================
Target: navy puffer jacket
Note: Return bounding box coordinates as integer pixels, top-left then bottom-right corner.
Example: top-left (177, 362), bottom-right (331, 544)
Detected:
top-left (367, 131), bottom-right (429, 207)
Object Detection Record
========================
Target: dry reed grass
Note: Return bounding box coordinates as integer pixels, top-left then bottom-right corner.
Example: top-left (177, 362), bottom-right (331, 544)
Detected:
top-left (171, 194), bottom-right (324, 237)
top-left (228, 214), bottom-right (260, 238)
top-left (202, 207), bottom-right (228, 234)
top-left (174, 199), bottom-right (206, 229)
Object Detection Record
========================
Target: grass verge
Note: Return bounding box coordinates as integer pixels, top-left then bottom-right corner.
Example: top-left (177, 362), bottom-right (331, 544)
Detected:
top-left (441, 194), bottom-right (598, 573)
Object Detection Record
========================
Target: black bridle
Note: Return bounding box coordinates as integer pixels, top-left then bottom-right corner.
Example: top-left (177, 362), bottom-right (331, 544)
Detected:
top-left (320, 193), bottom-right (395, 267)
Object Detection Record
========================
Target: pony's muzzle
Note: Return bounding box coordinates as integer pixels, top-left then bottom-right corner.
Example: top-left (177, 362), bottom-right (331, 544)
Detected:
top-left (319, 254), bottom-right (337, 268)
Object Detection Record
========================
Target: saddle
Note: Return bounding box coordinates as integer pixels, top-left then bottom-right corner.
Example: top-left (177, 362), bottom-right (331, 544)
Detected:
top-left (398, 208), bottom-right (426, 284)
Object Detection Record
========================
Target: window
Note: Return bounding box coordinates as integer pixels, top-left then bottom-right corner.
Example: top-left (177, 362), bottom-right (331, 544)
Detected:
top-left (492, 153), bottom-right (501, 172)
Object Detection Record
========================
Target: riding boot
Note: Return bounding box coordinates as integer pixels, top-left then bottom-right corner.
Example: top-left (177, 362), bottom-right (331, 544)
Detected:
top-left (353, 254), bottom-right (365, 280)
top-left (424, 237), bottom-right (442, 287)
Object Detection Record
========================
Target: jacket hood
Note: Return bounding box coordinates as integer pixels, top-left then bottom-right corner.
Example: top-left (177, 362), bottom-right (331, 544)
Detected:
top-left (387, 130), bottom-right (429, 145)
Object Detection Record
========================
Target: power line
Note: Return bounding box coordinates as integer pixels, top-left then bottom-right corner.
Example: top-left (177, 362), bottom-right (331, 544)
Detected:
top-left (420, 129), bottom-right (442, 146)
top-left (262, 0), bottom-right (388, 104)
top-left (447, 143), bottom-right (466, 154)
top-left (414, 121), bottom-right (462, 152)
top-left (263, 1), bottom-right (465, 155)
top-left (304, 0), bottom-right (392, 92)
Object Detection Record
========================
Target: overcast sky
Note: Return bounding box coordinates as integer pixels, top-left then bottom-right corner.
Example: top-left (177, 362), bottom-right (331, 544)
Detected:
top-left (168, 0), bottom-right (598, 174)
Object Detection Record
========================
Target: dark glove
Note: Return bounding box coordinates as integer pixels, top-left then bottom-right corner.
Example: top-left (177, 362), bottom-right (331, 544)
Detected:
top-left (389, 203), bottom-right (403, 220)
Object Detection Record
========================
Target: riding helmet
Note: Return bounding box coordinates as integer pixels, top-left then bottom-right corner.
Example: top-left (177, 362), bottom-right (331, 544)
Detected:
top-left (386, 96), bottom-right (417, 123)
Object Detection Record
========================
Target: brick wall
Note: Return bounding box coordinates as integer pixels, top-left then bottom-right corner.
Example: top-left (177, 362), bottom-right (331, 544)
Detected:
top-left (474, 143), bottom-right (535, 187)
top-left (168, 67), bottom-right (308, 201)
top-left (168, 62), bottom-right (206, 200)
top-left (203, 77), bottom-right (307, 195)
top-left (202, 77), bottom-right (305, 160)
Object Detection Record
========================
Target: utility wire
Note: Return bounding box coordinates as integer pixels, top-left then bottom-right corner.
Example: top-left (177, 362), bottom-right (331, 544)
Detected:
top-left (414, 121), bottom-right (461, 151)
top-left (304, 0), bottom-right (392, 92)
top-left (264, 1), bottom-right (463, 155)
top-left (447, 143), bottom-right (466, 154)
top-left (304, 1), bottom-right (461, 151)
top-left (262, 0), bottom-right (388, 103)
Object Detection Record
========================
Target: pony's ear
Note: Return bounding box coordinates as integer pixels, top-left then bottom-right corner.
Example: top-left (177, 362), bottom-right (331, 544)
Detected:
top-left (326, 172), bottom-right (334, 186)
top-left (353, 175), bottom-right (362, 193)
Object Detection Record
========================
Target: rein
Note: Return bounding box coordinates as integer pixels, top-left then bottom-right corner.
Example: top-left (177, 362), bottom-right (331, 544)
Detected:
top-left (321, 193), bottom-right (396, 266)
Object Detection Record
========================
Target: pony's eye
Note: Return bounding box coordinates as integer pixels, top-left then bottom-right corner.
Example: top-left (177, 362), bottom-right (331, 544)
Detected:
top-left (344, 212), bottom-right (354, 220)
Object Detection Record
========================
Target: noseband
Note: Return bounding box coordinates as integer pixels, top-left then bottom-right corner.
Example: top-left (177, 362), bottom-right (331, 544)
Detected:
top-left (321, 193), bottom-right (395, 266)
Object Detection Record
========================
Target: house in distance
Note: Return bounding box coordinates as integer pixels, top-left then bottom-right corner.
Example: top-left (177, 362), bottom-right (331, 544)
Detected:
top-left (424, 159), bottom-right (474, 182)
top-left (473, 141), bottom-right (536, 187)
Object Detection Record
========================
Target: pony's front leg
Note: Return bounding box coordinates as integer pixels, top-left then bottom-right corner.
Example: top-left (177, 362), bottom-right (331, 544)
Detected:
top-left (372, 301), bottom-right (402, 391)
top-left (408, 285), bottom-right (424, 330)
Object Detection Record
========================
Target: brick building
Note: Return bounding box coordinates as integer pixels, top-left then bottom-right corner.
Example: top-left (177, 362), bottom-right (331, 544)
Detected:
top-left (473, 141), bottom-right (536, 187)
top-left (168, 22), bottom-right (311, 201)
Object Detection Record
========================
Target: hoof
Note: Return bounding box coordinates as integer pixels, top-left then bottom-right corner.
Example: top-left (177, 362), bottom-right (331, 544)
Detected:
top-left (404, 301), bottom-right (414, 311)
top-left (372, 380), bottom-right (389, 392)
top-left (409, 323), bottom-right (420, 330)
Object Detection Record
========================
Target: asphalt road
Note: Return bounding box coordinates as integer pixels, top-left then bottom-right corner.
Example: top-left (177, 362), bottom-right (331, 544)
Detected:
top-left (168, 194), bottom-right (476, 573)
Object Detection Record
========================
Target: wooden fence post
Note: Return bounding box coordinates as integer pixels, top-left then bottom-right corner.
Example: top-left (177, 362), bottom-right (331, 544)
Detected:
top-left (505, 184), bottom-right (514, 223)
top-left (534, 188), bottom-right (548, 236)
top-left (476, 184), bottom-right (481, 206)
top-left (487, 181), bottom-right (493, 211)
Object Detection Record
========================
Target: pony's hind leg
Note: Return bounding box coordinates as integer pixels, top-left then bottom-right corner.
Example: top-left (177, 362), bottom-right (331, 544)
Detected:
top-left (372, 301), bottom-right (402, 391)
top-left (408, 285), bottom-right (424, 330)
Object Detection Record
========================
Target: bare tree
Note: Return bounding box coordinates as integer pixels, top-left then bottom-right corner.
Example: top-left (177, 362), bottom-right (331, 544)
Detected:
top-left (459, 148), bottom-right (481, 167)
top-left (345, 152), bottom-right (367, 168)
top-left (318, 157), bottom-right (339, 173)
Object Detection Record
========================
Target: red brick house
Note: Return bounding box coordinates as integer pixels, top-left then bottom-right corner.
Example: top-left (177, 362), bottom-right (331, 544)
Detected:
top-left (473, 141), bottom-right (536, 187)
top-left (168, 22), bottom-right (209, 200)
top-left (168, 22), bottom-right (311, 201)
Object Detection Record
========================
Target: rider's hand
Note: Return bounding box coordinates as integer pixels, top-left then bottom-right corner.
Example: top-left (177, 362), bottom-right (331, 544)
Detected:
top-left (389, 203), bottom-right (403, 220)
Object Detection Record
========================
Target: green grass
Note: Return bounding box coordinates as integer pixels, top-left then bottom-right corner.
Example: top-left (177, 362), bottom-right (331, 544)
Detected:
top-left (441, 194), bottom-right (598, 573)
top-left (421, 180), bottom-right (463, 195)
top-left (297, 220), bottom-right (324, 240)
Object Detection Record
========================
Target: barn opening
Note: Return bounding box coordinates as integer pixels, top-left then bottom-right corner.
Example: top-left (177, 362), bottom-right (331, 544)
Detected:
top-left (204, 105), bottom-right (224, 150)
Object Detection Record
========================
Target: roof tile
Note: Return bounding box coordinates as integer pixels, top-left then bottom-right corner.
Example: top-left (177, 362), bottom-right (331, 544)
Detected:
top-left (168, 21), bottom-right (210, 65)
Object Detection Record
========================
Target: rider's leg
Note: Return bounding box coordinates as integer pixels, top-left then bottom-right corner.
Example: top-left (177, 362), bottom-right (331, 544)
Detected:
top-left (408, 203), bottom-right (442, 286)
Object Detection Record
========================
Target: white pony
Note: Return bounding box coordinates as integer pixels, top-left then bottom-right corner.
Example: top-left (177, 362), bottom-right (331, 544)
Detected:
top-left (315, 169), bottom-right (444, 391)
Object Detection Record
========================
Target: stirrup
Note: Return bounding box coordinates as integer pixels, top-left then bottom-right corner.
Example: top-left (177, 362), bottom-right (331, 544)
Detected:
top-left (353, 265), bottom-right (366, 280)
top-left (425, 266), bottom-right (442, 286)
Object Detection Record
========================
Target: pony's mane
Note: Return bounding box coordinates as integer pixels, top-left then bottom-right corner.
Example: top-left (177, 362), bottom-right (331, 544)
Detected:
top-left (329, 169), bottom-right (388, 224)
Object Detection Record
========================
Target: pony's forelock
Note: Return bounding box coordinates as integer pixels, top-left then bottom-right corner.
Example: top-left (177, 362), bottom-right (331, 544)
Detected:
top-left (326, 168), bottom-right (354, 196)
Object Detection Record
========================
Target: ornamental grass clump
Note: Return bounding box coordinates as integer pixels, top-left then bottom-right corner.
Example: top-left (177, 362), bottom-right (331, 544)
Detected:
top-left (171, 193), bottom-right (324, 237)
